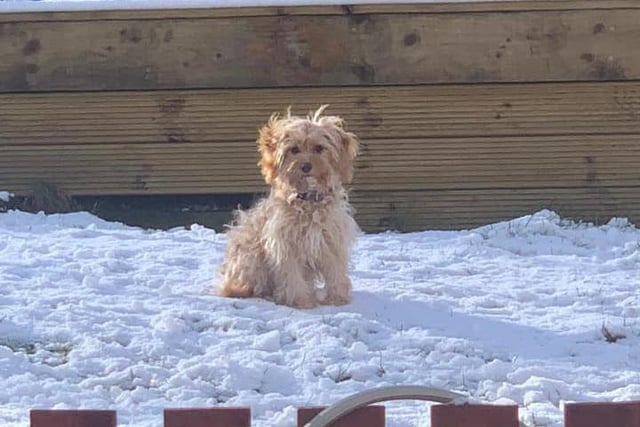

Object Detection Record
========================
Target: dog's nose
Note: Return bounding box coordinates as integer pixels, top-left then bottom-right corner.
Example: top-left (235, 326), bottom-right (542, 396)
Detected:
top-left (301, 162), bottom-right (312, 174)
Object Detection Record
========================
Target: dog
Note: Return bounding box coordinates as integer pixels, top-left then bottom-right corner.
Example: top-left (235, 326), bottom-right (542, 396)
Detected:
top-left (218, 105), bottom-right (360, 308)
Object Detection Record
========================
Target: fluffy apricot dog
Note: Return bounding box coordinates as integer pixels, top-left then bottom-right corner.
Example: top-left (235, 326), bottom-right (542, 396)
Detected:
top-left (218, 106), bottom-right (360, 308)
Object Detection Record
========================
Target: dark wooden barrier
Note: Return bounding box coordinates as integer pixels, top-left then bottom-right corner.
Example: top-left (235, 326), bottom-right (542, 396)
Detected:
top-left (164, 407), bottom-right (251, 427)
top-left (2, 2), bottom-right (640, 91)
top-left (297, 406), bottom-right (385, 426)
top-left (564, 401), bottom-right (640, 427)
top-left (431, 404), bottom-right (519, 427)
top-left (30, 410), bottom-right (117, 427)
top-left (27, 401), bottom-right (640, 426)
top-left (2, 0), bottom-right (640, 231)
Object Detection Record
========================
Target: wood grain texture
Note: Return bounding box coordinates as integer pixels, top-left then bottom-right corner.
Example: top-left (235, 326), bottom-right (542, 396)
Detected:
top-left (2, 7), bottom-right (639, 91)
top-left (350, 187), bottom-right (640, 231)
top-left (2, 0), bottom-right (639, 235)
top-left (30, 410), bottom-right (116, 427)
top-left (431, 404), bottom-right (519, 427)
top-left (564, 401), bottom-right (640, 427)
top-left (2, 82), bottom-right (640, 146)
top-left (164, 408), bottom-right (251, 427)
top-left (3, 80), bottom-right (639, 232)
top-left (297, 406), bottom-right (385, 427)
top-left (2, 1), bottom-right (640, 23)
top-left (2, 132), bottom-right (639, 195)
top-left (38, 186), bottom-right (640, 232)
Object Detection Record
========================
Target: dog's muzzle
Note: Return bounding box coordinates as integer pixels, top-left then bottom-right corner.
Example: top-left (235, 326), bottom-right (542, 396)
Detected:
top-left (296, 190), bottom-right (324, 202)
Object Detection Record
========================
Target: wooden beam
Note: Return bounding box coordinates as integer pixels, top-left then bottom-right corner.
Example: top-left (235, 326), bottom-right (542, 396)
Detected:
top-left (164, 408), bottom-right (251, 427)
top-left (30, 410), bottom-right (117, 427)
top-left (564, 401), bottom-right (640, 427)
top-left (2, 7), bottom-right (640, 91)
top-left (2, 1), bottom-right (640, 23)
top-left (46, 186), bottom-right (640, 232)
top-left (3, 131), bottom-right (640, 196)
top-left (351, 187), bottom-right (640, 231)
top-left (297, 406), bottom-right (385, 427)
top-left (431, 404), bottom-right (519, 427)
top-left (2, 82), bottom-right (640, 147)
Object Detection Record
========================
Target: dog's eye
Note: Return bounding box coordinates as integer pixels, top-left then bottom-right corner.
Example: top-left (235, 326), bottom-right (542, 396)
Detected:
top-left (313, 145), bottom-right (324, 154)
top-left (290, 146), bottom-right (301, 155)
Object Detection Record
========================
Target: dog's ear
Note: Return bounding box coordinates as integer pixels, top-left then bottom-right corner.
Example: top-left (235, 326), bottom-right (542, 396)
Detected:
top-left (336, 127), bottom-right (359, 184)
top-left (257, 113), bottom-right (282, 184)
top-left (317, 111), bottom-right (360, 184)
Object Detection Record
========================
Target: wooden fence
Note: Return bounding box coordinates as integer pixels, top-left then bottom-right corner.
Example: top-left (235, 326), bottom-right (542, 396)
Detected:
top-left (1, 0), bottom-right (640, 231)
top-left (26, 401), bottom-right (640, 426)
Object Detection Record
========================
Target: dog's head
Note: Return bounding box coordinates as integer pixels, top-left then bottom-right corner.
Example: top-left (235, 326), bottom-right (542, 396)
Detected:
top-left (257, 105), bottom-right (359, 202)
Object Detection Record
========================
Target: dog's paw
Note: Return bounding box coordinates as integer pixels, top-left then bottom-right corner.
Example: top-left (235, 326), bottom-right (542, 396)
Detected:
top-left (292, 297), bottom-right (318, 309)
top-left (323, 294), bottom-right (351, 306)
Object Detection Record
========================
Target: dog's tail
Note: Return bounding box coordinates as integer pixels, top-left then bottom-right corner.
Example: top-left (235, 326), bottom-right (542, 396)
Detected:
top-left (219, 281), bottom-right (253, 298)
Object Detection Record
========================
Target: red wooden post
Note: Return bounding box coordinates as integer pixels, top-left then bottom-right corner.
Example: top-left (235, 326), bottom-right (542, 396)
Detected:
top-left (164, 407), bottom-right (251, 427)
top-left (565, 401), bottom-right (640, 427)
top-left (30, 410), bottom-right (117, 427)
top-left (431, 404), bottom-right (519, 427)
top-left (297, 405), bottom-right (385, 427)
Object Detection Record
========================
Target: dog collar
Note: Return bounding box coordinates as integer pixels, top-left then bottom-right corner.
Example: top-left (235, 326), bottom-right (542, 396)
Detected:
top-left (296, 191), bottom-right (324, 202)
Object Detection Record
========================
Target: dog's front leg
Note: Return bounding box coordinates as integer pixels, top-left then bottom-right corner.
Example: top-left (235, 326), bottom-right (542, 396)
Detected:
top-left (320, 256), bottom-right (352, 306)
top-left (271, 260), bottom-right (318, 308)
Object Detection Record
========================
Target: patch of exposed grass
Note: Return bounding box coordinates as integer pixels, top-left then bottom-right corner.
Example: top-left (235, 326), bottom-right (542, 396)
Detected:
top-left (1, 339), bottom-right (74, 366)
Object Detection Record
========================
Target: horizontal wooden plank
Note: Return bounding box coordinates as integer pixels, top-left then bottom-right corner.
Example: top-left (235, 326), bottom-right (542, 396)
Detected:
top-left (564, 401), bottom-right (640, 427)
top-left (2, 133), bottom-right (640, 196)
top-left (1, 174), bottom-right (638, 196)
top-left (20, 186), bottom-right (637, 232)
top-left (164, 408), bottom-right (251, 427)
top-left (2, 1), bottom-right (640, 24)
top-left (297, 406), bottom-right (385, 427)
top-left (4, 134), bottom-right (640, 156)
top-left (350, 187), bottom-right (640, 231)
top-left (2, 82), bottom-right (640, 145)
top-left (2, 7), bottom-right (640, 91)
top-left (3, 154), bottom-right (639, 172)
top-left (431, 404), bottom-right (519, 427)
top-left (28, 183), bottom-right (634, 232)
top-left (30, 410), bottom-right (117, 427)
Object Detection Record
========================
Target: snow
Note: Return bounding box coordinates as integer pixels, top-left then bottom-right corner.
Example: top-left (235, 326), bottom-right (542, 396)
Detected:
top-left (0, 192), bottom-right (12, 203)
top-left (0, 208), bottom-right (639, 427)
top-left (0, 0), bottom-right (514, 13)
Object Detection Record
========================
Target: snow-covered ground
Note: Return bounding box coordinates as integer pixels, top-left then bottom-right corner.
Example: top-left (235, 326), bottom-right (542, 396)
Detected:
top-left (0, 192), bottom-right (13, 203)
top-left (0, 208), bottom-right (639, 426)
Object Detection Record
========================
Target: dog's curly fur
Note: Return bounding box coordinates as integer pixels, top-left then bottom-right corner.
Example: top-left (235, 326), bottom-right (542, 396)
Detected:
top-left (218, 106), bottom-right (360, 308)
